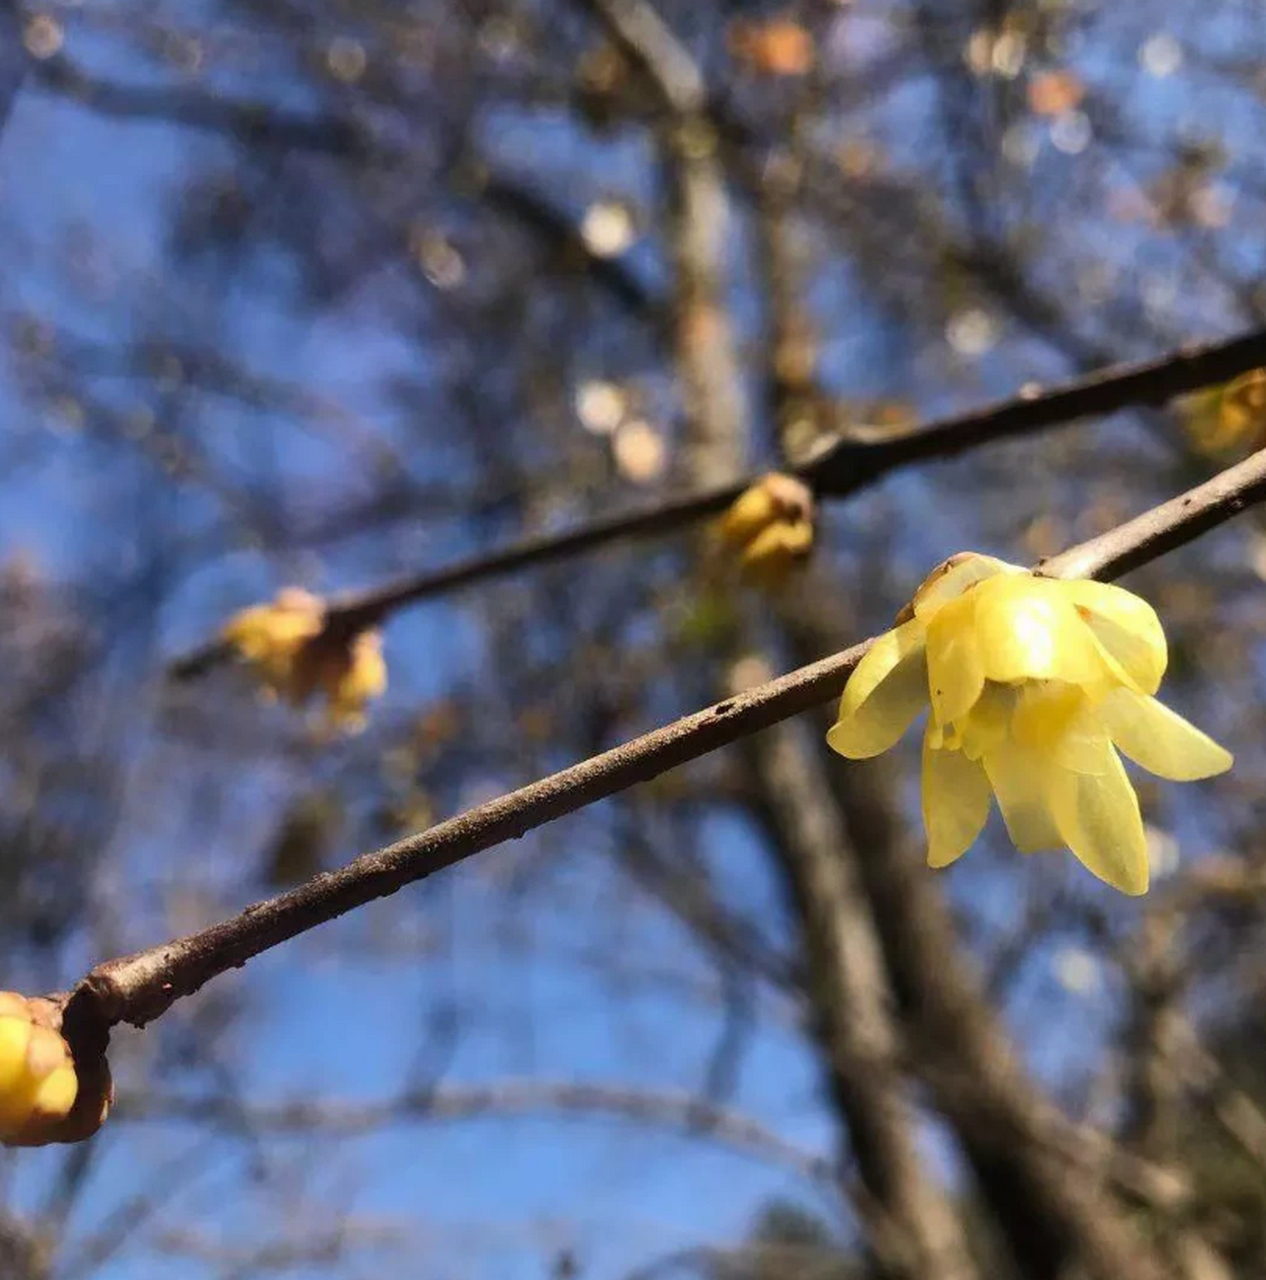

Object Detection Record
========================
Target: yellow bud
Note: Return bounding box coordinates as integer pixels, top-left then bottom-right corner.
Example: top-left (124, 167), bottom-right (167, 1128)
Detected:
top-left (222, 591), bottom-right (387, 730)
top-left (718, 473), bottom-right (816, 587)
top-left (719, 484), bottom-right (781, 548)
top-left (326, 630), bottom-right (388, 731)
top-left (287, 626), bottom-right (388, 732)
top-left (222, 588), bottom-right (326, 689)
top-left (1219, 368), bottom-right (1266, 444)
top-left (1181, 368), bottom-right (1266, 458)
top-left (0, 1018), bottom-right (33, 1096)
top-left (29, 1064), bottom-right (78, 1124)
top-left (0, 994), bottom-right (80, 1145)
top-left (740, 518), bottom-right (814, 584)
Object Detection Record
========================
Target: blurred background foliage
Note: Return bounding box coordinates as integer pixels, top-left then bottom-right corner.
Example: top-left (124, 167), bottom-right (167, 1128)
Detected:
top-left (3, 0), bottom-right (1266, 1276)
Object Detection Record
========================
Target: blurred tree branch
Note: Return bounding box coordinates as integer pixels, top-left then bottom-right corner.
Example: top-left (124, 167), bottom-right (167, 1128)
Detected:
top-left (119, 1079), bottom-right (833, 1184)
top-left (170, 326), bottom-right (1266, 678)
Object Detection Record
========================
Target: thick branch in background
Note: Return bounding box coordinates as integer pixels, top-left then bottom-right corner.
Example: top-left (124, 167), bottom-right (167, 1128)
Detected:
top-left (169, 326), bottom-right (1266, 677)
top-left (30, 55), bottom-right (368, 155)
top-left (818, 742), bottom-right (1171, 1280)
top-left (577, 0), bottom-right (748, 483)
top-left (742, 722), bottom-right (978, 1280)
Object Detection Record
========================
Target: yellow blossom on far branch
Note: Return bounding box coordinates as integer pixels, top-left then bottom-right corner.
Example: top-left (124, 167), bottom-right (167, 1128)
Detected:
top-left (1180, 367), bottom-right (1266, 458)
top-left (222, 588), bottom-right (387, 731)
top-left (718, 472), bottom-right (815, 587)
top-left (827, 554), bottom-right (1232, 895)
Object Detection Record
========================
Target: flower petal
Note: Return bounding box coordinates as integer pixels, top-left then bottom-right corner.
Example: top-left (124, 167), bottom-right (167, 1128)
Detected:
top-left (922, 726), bottom-right (992, 868)
top-left (1099, 687), bottom-right (1233, 781)
top-left (913, 553), bottom-right (1019, 622)
top-left (925, 593), bottom-right (985, 725)
top-left (1010, 683), bottom-right (1110, 774)
top-left (983, 746), bottom-right (1063, 853)
top-left (1060, 580), bottom-right (1167, 695)
top-left (827, 618), bottom-right (928, 759)
top-left (1047, 741), bottom-right (1148, 895)
top-left (973, 575), bottom-right (1105, 686)
top-left (958, 681), bottom-right (1016, 760)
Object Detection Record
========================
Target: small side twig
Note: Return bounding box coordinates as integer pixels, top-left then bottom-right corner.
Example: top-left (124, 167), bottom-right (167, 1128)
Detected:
top-left (170, 328), bottom-right (1266, 679)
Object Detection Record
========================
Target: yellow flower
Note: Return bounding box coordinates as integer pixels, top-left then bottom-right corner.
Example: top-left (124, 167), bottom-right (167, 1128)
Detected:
top-left (1181, 368), bottom-right (1266, 458)
top-left (718, 473), bottom-right (815, 586)
top-left (222, 588), bottom-right (325, 690)
top-left (0, 993), bottom-right (79, 1146)
top-left (827, 554), bottom-right (1232, 894)
top-left (222, 589), bottom-right (387, 730)
top-left (290, 627), bottom-right (388, 732)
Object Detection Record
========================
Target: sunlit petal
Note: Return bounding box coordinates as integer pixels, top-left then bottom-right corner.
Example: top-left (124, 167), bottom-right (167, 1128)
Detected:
top-left (1047, 741), bottom-right (1148, 895)
top-left (958, 681), bottom-right (1015, 760)
top-left (922, 727), bottom-right (992, 867)
top-left (925, 593), bottom-right (985, 725)
top-left (1060, 579), bottom-right (1167, 695)
top-left (827, 618), bottom-right (929, 759)
top-left (974, 575), bottom-right (1104, 685)
top-left (1011, 683), bottom-right (1109, 774)
top-left (983, 746), bottom-right (1063, 852)
top-left (1099, 687), bottom-right (1233, 781)
top-left (912, 553), bottom-right (1019, 622)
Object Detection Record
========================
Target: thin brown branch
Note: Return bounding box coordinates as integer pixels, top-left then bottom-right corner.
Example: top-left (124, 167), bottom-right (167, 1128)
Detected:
top-left (1039, 443), bottom-right (1266, 580)
top-left (30, 55), bottom-right (368, 155)
top-left (170, 327), bottom-right (1266, 678)
top-left (117, 1080), bottom-right (833, 1185)
top-left (63, 448), bottom-right (1266, 1069)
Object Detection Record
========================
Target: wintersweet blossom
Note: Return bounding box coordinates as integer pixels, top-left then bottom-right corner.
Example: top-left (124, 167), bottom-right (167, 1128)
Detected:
top-left (222, 588), bottom-right (387, 730)
top-left (718, 473), bottom-right (815, 585)
top-left (826, 554), bottom-right (1232, 894)
top-left (0, 993), bottom-right (78, 1146)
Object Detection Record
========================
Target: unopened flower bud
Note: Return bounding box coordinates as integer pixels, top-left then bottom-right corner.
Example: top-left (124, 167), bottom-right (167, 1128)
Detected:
top-left (718, 473), bottom-right (816, 586)
top-left (0, 993), bottom-right (79, 1146)
top-left (223, 590), bottom-right (387, 731)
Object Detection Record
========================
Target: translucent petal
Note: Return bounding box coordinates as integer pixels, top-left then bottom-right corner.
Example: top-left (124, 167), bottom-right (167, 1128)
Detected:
top-left (913, 553), bottom-right (1019, 622)
top-left (1099, 687), bottom-right (1234, 781)
top-left (29, 1064), bottom-right (77, 1123)
top-left (1060, 580), bottom-right (1167, 695)
top-left (827, 618), bottom-right (929, 759)
top-left (925, 593), bottom-right (985, 725)
top-left (1011, 683), bottom-right (1110, 774)
top-left (1047, 741), bottom-right (1148, 895)
top-left (922, 726), bottom-right (992, 868)
top-left (958, 681), bottom-right (1016, 760)
top-left (973, 574), bottom-right (1105, 686)
top-left (983, 746), bottom-right (1063, 853)
top-left (0, 1019), bottom-right (29, 1093)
